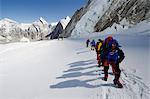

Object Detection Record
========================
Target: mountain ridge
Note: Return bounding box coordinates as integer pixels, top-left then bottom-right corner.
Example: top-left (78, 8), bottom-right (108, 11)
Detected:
top-left (0, 17), bottom-right (57, 42)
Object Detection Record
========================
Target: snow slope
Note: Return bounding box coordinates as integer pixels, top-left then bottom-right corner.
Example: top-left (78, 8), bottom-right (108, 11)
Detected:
top-left (60, 16), bottom-right (71, 29)
top-left (71, 0), bottom-right (112, 37)
top-left (0, 32), bottom-right (149, 99)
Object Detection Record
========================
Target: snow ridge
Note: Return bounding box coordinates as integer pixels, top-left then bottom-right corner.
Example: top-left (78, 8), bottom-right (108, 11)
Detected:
top-left (60, 16), bottom-right (71, 29)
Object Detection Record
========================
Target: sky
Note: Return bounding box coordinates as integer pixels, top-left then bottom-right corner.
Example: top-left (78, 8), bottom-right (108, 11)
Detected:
top-left (0, 0), bottom-right (86, 23)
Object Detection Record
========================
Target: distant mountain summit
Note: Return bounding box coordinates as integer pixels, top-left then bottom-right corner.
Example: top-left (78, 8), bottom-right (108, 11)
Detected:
top-left (0, 18), bottom-right (17, 24)
top-left (33, 17), bottom-right (49, 26)
top-left (47, 16), bottom-right (71, 39)
top-left (60, 16), bottom-right (71, 29)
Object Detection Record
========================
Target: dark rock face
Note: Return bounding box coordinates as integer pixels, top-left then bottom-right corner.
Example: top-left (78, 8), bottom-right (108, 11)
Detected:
top-left (95, 0), bottom-right (150, 32)
top-left (47, 16), bottom-right (70, 39)
top-left (47, 22), bottom-right (64, 39)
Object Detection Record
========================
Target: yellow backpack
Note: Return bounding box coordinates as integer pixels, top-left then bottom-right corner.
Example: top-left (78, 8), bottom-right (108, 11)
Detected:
top-left (98, 42), bottom-right (102, 51)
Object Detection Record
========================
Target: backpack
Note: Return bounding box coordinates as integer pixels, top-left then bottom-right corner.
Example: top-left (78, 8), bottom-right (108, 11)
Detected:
top-left (101, 37), bottom-right (121, 60)
top-left (98, 42), bottom-right (102, 51)
top-left (108, 39), bottom-right (120, 49)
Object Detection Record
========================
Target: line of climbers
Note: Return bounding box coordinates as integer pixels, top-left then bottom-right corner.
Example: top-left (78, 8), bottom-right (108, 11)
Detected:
top-left (86, 36), bottom-right (125, 88)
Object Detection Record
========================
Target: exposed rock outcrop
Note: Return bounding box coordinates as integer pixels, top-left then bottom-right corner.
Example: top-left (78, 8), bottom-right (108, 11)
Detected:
top-left (48, 16), bottom-right (70, 39)
top-left (95, 0), bottom-right (150, 32)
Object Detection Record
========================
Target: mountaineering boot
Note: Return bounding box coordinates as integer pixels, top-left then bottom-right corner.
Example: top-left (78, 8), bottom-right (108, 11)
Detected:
top-left (113, 80), bottom-right (123, 88)
top-left (102, 77), bottom-right (107, 81)
top-left (113, 74), bottom-right (123, 88)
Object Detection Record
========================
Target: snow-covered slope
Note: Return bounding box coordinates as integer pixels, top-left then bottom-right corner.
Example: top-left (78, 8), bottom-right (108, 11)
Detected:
top-left (71, 0), bottom-right (112, 37)
top-left (0, 22), bottom-right (150, 99)
top-left (33, 17), bottom-right (49, 27)
top-left (62, 0), bottom-right (150, 38)
top-left (60, 16), bottom-right (71, 29)
top-left (18, 23), bottom-right (31, 31)
top-left (94, 20), bottom-right (150, 37)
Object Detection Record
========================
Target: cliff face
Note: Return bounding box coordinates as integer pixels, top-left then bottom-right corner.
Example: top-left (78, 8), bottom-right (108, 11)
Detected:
top-left (62, 0), bottom-right (150, 38)
top-left (48, 22), bottom-right (64, 39)
top-left (95, 0), bottom-right (150, 32)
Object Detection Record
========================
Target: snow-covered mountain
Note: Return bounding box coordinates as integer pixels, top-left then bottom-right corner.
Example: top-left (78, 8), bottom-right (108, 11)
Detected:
top-left (0, 17), bottom-right (53, 43)
top-left (50, 22), bottom-right (58, 27)
top-left (0, 18), bottom-right (18, 34)
top-left (0, 18), bottom-right (17, 24)
top-left (47, 16), bottom-right (71, 39)
top-left (61, 0), bottom-right (150, 38)
top-left (0, 16), bottom-right (71, 42)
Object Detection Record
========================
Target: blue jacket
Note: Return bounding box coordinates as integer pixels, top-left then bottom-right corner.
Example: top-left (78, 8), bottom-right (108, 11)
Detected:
top-left (107, 50), bottom-right (118, 63)
top-left (106, 48), bottom-right (125, 63)
top-left (91, 40), bottom-right (96, 46)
